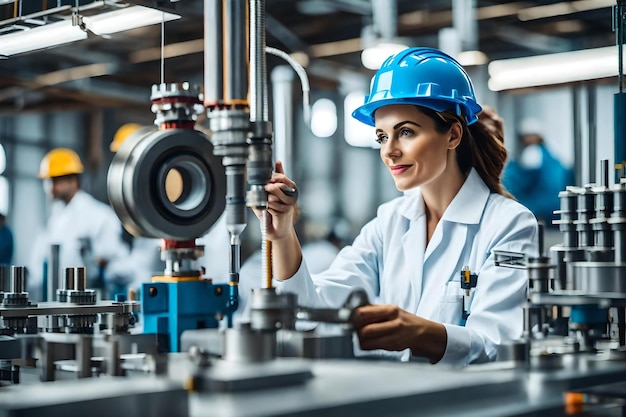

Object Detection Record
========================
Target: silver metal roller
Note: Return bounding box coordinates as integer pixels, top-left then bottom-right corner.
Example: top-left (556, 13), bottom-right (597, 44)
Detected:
top-left (107, 128), bottom-right (226, 240)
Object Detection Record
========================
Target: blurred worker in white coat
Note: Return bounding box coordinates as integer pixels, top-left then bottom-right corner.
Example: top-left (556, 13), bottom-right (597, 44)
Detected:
top-left (30, 148), bottom-right (130, 300)
top-left (256, 47), bottom-right (538, 366)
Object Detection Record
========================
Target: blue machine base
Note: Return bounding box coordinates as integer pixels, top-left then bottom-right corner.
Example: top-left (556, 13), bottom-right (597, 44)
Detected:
top-left (141, 280), bottom-right (234, 352)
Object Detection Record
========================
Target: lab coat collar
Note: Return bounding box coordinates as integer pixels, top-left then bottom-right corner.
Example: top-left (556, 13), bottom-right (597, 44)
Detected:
top-left (398, 168), bottom-right (489, 224)
top-left (442, 168), bottom-right (490, 224)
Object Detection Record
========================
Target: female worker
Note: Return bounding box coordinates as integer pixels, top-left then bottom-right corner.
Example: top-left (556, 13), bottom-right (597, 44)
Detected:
top-left (260, 47), bottom-right (538, 366)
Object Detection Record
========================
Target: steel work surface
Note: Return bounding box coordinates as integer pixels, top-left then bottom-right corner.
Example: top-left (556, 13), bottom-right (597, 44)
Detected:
top-left (190, 359), bottom-right (526, 417)
top-left (0, 377), bottom-right (188, 417)
top-left (1, 354), bottom-right (626, 416)
top-left (190, 356), bottom-right (626, 417)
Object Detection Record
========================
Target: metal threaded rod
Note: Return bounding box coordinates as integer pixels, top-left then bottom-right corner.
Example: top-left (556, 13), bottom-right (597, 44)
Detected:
top-left (262, 210), bottom-right (273, 289)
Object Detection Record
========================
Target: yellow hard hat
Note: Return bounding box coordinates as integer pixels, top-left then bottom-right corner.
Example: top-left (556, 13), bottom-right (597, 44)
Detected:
top-left (38, 148), bottom-right (84, 179)
top-left (110, 123), bottom-right (143, 152)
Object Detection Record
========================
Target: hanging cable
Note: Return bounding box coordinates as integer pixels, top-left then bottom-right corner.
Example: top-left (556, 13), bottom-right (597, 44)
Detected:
top-left (160, 12), bottom-right (165, 85)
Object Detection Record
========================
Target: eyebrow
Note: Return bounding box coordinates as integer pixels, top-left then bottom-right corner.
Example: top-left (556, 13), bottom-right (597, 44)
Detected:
top-left (375, 120), bottom-right (421, 133)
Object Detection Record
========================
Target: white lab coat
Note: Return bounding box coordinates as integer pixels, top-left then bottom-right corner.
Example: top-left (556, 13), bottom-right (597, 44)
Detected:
top-left (274, 169), bottom-right (538, 366)
top-left (30, 190), bottom-right (129, 299)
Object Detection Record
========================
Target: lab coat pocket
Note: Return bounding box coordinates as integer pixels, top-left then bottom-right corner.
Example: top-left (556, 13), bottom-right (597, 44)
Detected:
top-left (438, 282), bottom-right (464, 326)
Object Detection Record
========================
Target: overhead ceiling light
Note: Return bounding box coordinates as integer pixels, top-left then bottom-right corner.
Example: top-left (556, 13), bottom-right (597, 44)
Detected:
top-left (344, 92), bottom-right (377, 148)
top-left (488, 46), bottom-right (623, 91)
top-left (0, 19), bottom-right (86, 56)
top-left (82, 5), bottom-right (181, 36)
top-left (361, 41), bottom-right (408, 70)
top-left (517, 0), bottom-right (614, 21)
top-left (456, 50), bottom-right (488, 66)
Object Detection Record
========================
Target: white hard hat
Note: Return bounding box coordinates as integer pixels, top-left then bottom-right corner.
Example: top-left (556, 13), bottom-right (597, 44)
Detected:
top-left (518, 118), bottom-right (544, 137)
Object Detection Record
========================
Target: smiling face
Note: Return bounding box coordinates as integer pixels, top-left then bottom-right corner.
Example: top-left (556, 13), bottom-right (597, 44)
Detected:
top-left (374, 104), bottom-right (462, 192)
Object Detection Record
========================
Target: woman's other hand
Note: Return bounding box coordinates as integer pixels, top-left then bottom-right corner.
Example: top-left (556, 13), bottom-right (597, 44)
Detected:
top-left (352, 304), bottom-right (447, 364)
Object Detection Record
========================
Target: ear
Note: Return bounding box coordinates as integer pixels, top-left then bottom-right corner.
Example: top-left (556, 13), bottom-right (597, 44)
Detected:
top-left (447, 122), bottom-right (463, 150)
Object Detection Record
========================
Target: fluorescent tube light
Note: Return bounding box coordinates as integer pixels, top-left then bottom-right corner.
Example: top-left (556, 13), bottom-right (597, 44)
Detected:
top-left (488, 46), bottom-right (623, 91)
top-left (0, 19), bottom-right (86, 56)
top-left (82, 5), bottom-right (180, 36)
top-left (517, 0), bottom-right (614, 21)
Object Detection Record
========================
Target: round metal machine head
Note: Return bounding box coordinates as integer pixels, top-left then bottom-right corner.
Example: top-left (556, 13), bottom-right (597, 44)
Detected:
top-left (107, 127), bottom-right (226, 240)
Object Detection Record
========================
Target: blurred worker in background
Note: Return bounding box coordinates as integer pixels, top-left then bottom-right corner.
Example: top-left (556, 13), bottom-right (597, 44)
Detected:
top-left (30, 148), bottom-right (130, 300)
top-left (255, 47), bottom-right (538, 366)
top-left (502, 118), bottom-right (574, 226)
top-left (0, 213), bottom-right (14, 265)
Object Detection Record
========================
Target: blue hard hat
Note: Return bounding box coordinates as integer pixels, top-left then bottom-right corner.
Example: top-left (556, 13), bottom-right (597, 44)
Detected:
top-left (352, 47), bottom-right (482, 127)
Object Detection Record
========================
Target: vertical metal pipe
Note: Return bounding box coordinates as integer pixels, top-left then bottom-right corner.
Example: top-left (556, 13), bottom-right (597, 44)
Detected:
top-left (588, 84), bottom-right (597, 184)
top-left (271, 66), bottom-right (295, 173)
top-left (614, 2), bottom-right (626, 182)
top-left (452, 0), bottom-right (477, 51)
top-left (225, 0), bottom-right (249, 104)
top-left (373, 0), bottom-right (398, 41)
top-left (572, 86), bottom-right (583, 186)
top-left (615, 1), bottom-right (625, 93)
top-left (204, 0), bottom-right (224, 107)
top-left (249, 0), bottom-right (268, 122)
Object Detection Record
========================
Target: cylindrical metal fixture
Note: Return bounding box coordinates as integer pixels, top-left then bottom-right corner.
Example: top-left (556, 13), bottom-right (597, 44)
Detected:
top-left (249, 288), bottom-right (297, 331)
top-left (223, 326), bottom-right (276, 363)
top-left (609, 182), bottom-right (626, 263)
top-left (47, 244), bottom-right (60, 302)
top-left (10, 266), bottom-right (25, 293)
top-left (0, 264), bottom-right (9, 292)
top-left (554, 189), bottom-right (578, 248)
top-left (74, 267), bottom-right (87, 291)
top-left (575, 187), bottom-right (595, 248)
top-left (65, 267), bottom-right (75, 290)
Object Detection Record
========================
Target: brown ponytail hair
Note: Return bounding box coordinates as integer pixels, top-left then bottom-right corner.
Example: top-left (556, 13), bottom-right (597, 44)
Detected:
top-left (416, 106), bottom-right (512, 198)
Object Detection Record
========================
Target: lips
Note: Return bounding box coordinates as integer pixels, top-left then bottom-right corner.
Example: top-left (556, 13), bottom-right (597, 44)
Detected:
top-left (389, 165), bottom-right (412, 175)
